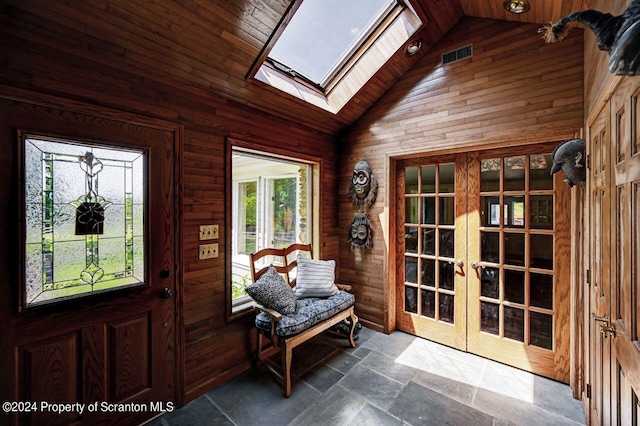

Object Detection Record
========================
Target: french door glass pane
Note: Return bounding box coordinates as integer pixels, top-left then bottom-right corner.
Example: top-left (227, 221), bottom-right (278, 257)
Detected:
top-left (530, 234), bottom-right (553, 269)
top-left (481, 196), bottom-right (501, 227)
top-left (406, 166), bottom-right (419, 194)
top-left (504, 156), bottom-right (526, 191)
top-left (421, 228), bottom-right (435, 255)
top-left (421, 165), bottom-right (435, 193)
top-left (530, 154), bottom-right (553, 190)
top-left (481, 267), bottom-right (499, 299)
top-left (439, 293), bottom-right (454, 323)
top-left (530, 312), bottom-right (553, 350)
top-left (530, 273), bottom-right (553, 309)
top-left (481, 302), bottom-right (499, 334)
top-left (422, 258), bottom-right (435, 286)
top-left (421, 289), bottom-right (435, 318)
top-left (504, 307), bottom-right (525, 342)
top-left (405, 286), bottom-right (418, 313)
top-left (439, 197), bottom-right (454, 225)
top-left (481, 231), bottom-right (500, 263)
top-left (480, 159), bottom-right (500, 192)
top-left (439, 261), bottom-right (455, 290)
top-left (504, 233), bottom-right (525, 266)
top-left (530, 195), bottom-right (554, 229)
top-left (504, 269), bottom-right (525, 304)
top-left (439, 163), bottom-right (455, 193)
top-left (406, 198), bottom-right (418, 223)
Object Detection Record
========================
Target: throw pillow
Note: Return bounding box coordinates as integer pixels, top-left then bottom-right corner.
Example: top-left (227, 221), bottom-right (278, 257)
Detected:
top-left (246, 265), bottom-right (297, 314)
top-left (295, 255), bottom-right (339, 298)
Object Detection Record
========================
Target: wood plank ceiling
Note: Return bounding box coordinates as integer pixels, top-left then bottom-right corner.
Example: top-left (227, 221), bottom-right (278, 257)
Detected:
top-left (0, 0), bottom-right (586, 135)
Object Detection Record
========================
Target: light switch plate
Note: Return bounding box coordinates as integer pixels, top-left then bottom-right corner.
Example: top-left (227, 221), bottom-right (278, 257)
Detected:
top-left (199, 243), bottom-right (218, 260)
top-left (199, 225), bottom-right (218, 240)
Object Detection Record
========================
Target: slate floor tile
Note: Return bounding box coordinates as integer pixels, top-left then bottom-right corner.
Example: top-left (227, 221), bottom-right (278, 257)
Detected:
top-left (339, 364), bottom-right (405, 410)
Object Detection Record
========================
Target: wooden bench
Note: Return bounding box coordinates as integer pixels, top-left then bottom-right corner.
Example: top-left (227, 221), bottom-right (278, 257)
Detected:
top-left (249, 243), bottom-right (358, 397)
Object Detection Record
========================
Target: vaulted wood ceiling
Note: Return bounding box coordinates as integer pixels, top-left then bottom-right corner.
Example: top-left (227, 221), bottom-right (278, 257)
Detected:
top-left (0, 0), bottom-right (586, 135)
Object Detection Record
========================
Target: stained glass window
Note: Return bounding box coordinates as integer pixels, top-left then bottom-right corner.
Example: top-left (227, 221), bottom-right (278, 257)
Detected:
top-left (23, 136), bottom-right (146, 307)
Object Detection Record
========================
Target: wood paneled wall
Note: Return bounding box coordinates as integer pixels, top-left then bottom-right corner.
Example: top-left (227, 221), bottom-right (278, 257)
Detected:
top-left (583, 0), bottom-right (629, 112)
top-left (0, 15), bottom-right (340, 406)
top-left (338, 17), bottom-right (584, 331)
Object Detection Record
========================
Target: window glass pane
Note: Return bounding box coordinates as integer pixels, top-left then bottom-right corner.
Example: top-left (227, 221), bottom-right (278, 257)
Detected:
top-left (421, 289), bottom-right (435, 318)
top-left (530, 273), bottom-right (553, 309)
top-left (439, 163), bottom-right (455, 193)
top-left (268, 0), bottom-right (395, 85)
top-left (504, 233), bottom-right (525, 266)
top-left (530, 312), bottom-right (553, 350)
top-left (504, 269), bottom-right (525, 304)
top-left (439, 229), bottom-right (454, 258)
top-left (504, 156), bottom-right (525, 191)
top-left (531, 234), bottom-right (554, 269)
top-left (439, 293), bottom-right (454, 323)
top-left (406, 198), bottom-right (418, 224)
top-left (530, 154), bottom-right (553, 190)
top-left (232, 151), bottom-right (311, 302)
top-left (504, 307), bottom-right (524, 342)
top-left (405, 286), bottom-right (418, 314)
top-left (405, 257), bottom-right (417, 283)
top-left (405, 166), bottom-right (418, 194)
top-left (481, 231), bottom-right (500, 263)
top-left (421, 228), bottom-right (435, 256)
top-left (422, 197), bottom-right (435, 224)
top-left (481, 302), bottom-right (499, 335)
top-left (422, 258), bottom-right (435, 287)
top-left (481, 159), bottom-right (501, 192)
top-left (237, 181), bottom-right (257, 255)
top-left (439, 197), bottom-right (454, 225)
top-left (504, 195), bottom-right (525, 228)
top-left (24, 138), bottom-right (145, 307)
top-left (421, 165), bottom-right (435, 193)
top-left (439, 261), bottom-right (454, 290)
top-left (530, 195), bottom-right (554, 230)
top-left (405, 226), bottom-right (418, 253)
top-left (481, 196), bottom-right (501, 227)
top-left (481, 267), bottom-right (499, 299)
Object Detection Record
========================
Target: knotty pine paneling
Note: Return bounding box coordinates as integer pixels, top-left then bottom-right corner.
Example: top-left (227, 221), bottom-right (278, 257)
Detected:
top-left (338, 17), bottom-right (584, 331)
top-left (583, 0), bottom-right (629, 113)
top-left (0, 11), bottom-right (340, 409)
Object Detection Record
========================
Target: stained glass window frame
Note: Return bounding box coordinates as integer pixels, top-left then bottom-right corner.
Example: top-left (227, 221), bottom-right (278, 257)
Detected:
top-left (20, 133), bottom-right (148, 308)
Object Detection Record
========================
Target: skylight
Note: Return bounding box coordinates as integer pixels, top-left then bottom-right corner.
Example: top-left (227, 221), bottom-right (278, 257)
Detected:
top-left (267, 0), bottom-right (397, 89)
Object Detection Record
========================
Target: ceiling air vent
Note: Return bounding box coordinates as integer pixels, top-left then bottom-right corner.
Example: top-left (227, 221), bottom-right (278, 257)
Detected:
top-left (442, 44), bottom-right (473, 65)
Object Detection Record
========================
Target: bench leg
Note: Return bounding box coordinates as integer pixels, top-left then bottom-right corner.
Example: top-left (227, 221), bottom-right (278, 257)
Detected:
top-left (282, 345), bottom-right (293, 397)
top-left (347, 310), bottom-right (358, 348)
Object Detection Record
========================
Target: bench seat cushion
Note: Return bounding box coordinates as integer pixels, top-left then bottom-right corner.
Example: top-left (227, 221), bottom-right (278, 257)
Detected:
top-left (255, 290), bottom-right (355, 337)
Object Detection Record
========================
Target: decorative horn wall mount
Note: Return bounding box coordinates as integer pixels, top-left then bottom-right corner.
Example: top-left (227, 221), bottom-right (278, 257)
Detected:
top-left (348, 159), bottom-right (377, 250)
top-left (539, 0), bottom-right (640, 75)
top-left (550, 138), bottom-right (586, 187)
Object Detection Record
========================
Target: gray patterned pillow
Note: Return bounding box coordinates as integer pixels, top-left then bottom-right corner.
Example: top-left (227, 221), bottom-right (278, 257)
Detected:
top-left (246, 265), bottom-right (297, 315)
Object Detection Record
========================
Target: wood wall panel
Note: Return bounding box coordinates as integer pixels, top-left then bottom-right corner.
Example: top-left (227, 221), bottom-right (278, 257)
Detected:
top-left (338, 17), bottom-right (584, 330)
top-left (0, 7), bottom-right (340, 409)
top-left (584, 0), bottom-right (628, 113)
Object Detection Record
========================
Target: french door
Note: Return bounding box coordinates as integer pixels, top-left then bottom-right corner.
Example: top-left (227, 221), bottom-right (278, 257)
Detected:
top-left (396, 144), bottom-right (571, 382)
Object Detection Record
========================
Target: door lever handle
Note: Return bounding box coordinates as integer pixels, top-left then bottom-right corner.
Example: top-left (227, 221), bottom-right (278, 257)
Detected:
top-left (471, 261), bottom-right (485, 270)
top-left (449, 259), bottom-right (464, 267)
top-left (592, 313), bottom-right (609, 324)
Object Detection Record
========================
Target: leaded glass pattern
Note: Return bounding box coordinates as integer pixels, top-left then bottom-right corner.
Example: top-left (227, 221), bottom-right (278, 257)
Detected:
top-left (24, 137), bottom-right (146, 307)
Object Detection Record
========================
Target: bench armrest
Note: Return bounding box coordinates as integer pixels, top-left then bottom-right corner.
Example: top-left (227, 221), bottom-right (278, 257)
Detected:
top-left (336, 283), bottom-right (352, 291)
top-left (254, 304), bottom-right (283, 322)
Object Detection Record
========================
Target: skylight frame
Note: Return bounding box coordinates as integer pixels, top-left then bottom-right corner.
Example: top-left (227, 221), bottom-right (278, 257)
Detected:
top-left (265, 0), bottom-right (404, 93)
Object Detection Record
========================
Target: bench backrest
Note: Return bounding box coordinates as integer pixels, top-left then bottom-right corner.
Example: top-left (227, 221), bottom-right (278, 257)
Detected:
top-left (249, 243), bottom-right (312, 288)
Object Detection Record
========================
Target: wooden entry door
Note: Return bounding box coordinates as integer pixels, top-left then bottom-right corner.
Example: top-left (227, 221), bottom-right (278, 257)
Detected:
top-left (396, 144), bottom-right (571, 382)
top-left (0, 99), bottom-right (177, 426)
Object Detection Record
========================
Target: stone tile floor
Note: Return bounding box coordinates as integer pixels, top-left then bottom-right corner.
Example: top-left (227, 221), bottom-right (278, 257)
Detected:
top-left (148, 327), bottom-right (585, 425)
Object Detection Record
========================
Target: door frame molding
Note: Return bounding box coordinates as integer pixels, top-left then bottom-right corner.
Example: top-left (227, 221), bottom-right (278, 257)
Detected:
top-left (0, 84), bottom-right (185, 407)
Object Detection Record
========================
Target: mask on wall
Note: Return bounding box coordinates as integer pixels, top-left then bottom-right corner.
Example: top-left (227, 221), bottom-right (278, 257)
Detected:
top-left (348, 159), bottom-right (378, 211)
top-left (540, 0), bottom-right (640, 75)
top-left (348, 212), bottom-right (373, 250)
top-left (550, 138), bottom-right (586, 187)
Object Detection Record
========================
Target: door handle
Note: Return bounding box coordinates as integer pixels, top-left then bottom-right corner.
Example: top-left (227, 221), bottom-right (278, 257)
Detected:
top-left (471, 261), bottom-right (486, 270)
top-left (592, 313), bottom-right (616, 338)
top-left (160, 287), bottom-right (173, 299)
top-left (449, 259), bottom-right (464, 268)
